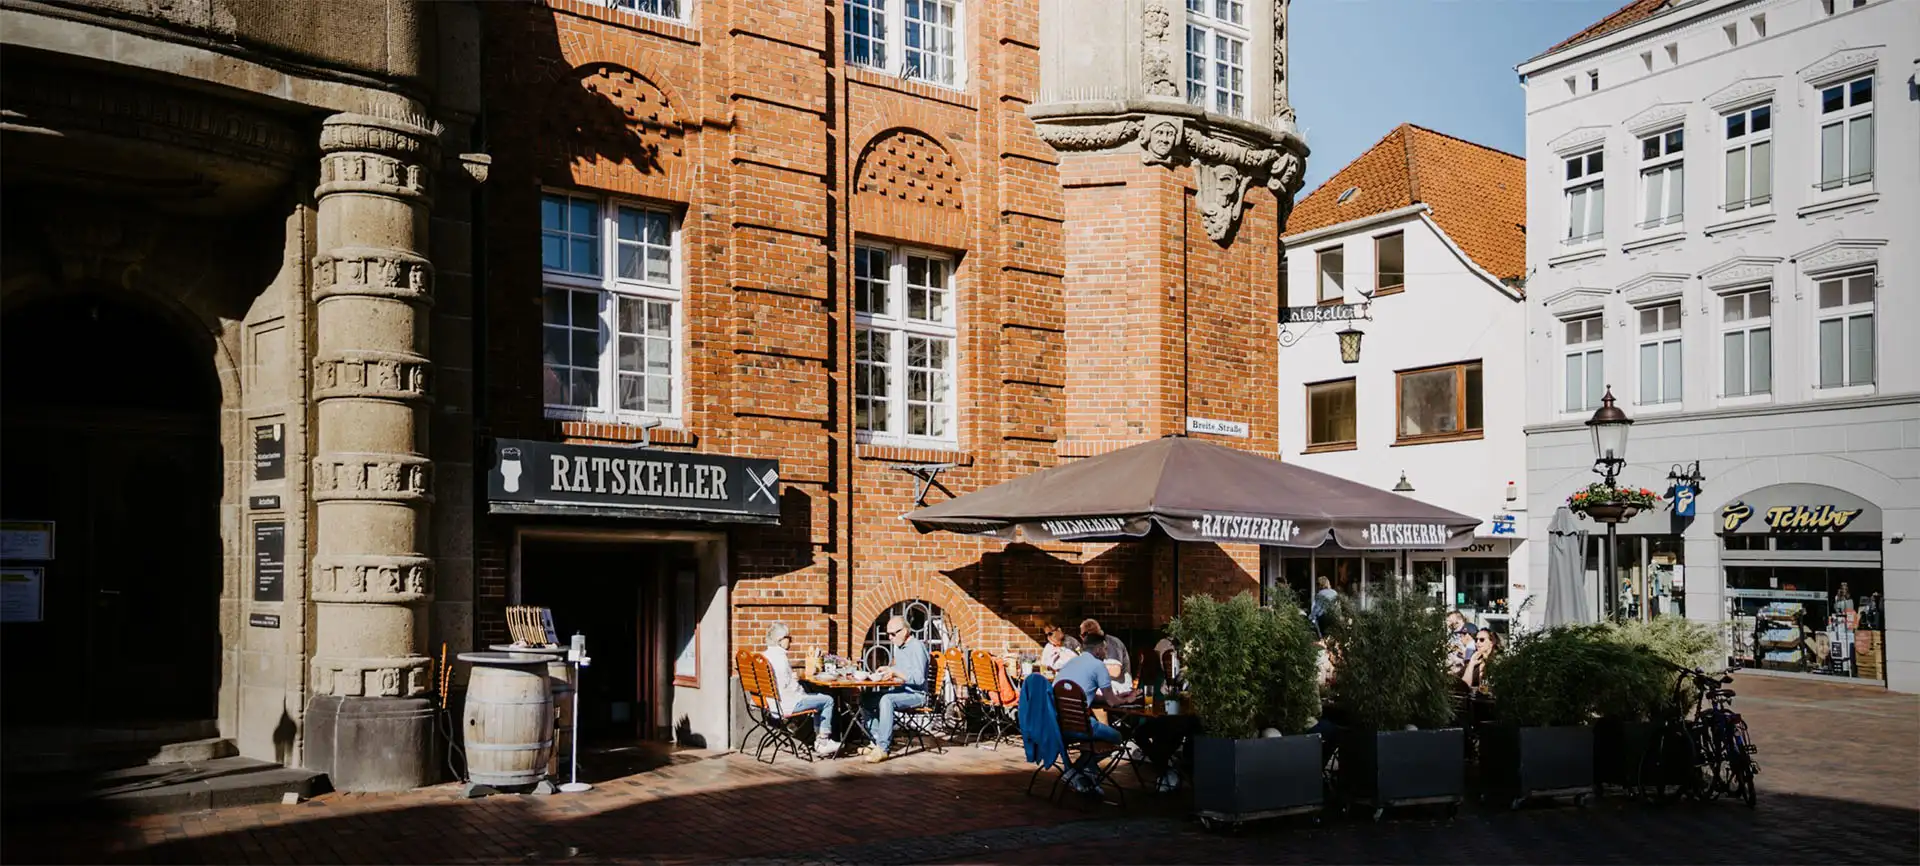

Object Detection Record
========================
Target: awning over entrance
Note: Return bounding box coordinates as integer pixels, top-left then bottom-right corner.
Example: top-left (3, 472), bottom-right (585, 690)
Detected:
top-left (486, 437), bottom-right (782, 525)
top-left (904, 436), bottom-right (1479, 550)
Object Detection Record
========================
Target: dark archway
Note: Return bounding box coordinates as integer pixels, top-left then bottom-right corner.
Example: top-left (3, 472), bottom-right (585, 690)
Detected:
top-left (1, 291), bottom-right (223, 724)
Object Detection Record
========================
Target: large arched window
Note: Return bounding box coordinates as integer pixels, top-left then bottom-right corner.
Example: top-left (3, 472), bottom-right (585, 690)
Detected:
top-left (861, 599), bottom-right (952, 669)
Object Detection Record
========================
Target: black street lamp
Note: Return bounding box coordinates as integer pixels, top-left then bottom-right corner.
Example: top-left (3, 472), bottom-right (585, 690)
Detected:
top-left (1585, 386), bottom-right (1636, 621)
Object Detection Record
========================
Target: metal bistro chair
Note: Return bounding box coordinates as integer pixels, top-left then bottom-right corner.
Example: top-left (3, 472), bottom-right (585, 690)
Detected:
top-left (940, 647), bottom-right (978, 741)
top-left (1041, 679), bottom-right (1127, 808)
top-left (889, 650), bottom-right (944, 756)
top-left (970, 650), bottom-right (1019, 749)
top-left (737, 650), bottom-right (819, 764)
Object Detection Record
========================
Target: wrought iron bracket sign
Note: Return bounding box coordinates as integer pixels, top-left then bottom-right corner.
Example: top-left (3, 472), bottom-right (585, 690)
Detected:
top-left (898, 462), bottom-right (960, 508)
top-left (1279, 302), bottom-right (1369, 324)
top-left (486, 437), bottom-right (781, 523)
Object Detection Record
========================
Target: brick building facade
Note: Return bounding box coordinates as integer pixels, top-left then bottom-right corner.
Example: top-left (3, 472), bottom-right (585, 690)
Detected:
top-left (472, 0), bottom-right (1306, 748)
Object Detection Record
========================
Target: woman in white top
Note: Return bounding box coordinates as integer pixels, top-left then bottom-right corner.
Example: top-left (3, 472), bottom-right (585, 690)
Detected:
top-left (1040, 626), bottom-right (1077, 672)
top-left (763, 623), bottom-right (838, 752)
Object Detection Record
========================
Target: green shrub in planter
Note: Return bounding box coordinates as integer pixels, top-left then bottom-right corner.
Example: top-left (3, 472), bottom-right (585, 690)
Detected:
top-left (1169, 591), bottom-right (1323, 822)
top-left (1481, 626), bottom-right (1646, 805)
top-left (1590, 617), bottom-right (1727, 788)
top-left (1326, 588), bottom-right (1463, 812)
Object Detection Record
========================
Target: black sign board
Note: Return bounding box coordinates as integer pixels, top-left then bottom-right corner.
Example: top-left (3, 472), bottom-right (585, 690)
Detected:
top-left (253, 522), bottom-right (285, 602)
top-left (487, 437), bottom-right (782, 521)
top-left (254, 424), bottom-right (285, 481)
top-left (249, 613), bottom-right (281, 629)
top-left (249, 495), bottom-right (281, 511)
top-left (1280, 302), bottom-right (1368, 324)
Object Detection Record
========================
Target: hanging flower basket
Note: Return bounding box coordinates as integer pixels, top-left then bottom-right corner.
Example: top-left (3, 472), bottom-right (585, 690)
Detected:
top-left (1568, 483), bottom-right (1660, 523)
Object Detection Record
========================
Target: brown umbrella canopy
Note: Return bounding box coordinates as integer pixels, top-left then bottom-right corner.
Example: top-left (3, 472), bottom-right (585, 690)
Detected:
top-left (906, 436), bottom-right (1479, 550)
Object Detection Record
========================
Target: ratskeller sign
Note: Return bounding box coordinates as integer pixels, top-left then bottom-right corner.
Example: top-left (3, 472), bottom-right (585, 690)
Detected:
top-left (487, 437), bottom-right (781, 523)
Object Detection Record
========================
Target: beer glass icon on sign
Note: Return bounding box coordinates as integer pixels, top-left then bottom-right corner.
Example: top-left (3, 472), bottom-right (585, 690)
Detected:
top-left (500, 447), bottom-right (524, 494)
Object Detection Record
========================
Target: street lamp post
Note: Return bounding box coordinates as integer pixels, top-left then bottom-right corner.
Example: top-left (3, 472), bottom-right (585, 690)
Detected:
top-left (1585, 386), bottom-right (1635, 622)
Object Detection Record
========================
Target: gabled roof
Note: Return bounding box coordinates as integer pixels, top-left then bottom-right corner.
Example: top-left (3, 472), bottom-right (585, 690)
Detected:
top-left (1285, 123), bottom-right (1527, 284)
top-left (1549, 0), bottom-right (1668, 53)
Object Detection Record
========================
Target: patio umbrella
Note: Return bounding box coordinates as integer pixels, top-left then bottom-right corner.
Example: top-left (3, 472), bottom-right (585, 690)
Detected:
top-left (904, 436), bottom-right (1479, 551)
top-left (1543, 506), bottom-right (1591, 626)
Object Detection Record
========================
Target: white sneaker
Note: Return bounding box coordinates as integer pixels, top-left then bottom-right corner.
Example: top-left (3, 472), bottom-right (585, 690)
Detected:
top-left (814, 737), bottom-right (840, 754)
top-left (1156, 768), bottom-right (1181, 792)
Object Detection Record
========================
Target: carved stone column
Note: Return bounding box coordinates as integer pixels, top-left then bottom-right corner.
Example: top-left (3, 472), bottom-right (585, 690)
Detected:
top-left (303, 112), bottom-right (440, 791)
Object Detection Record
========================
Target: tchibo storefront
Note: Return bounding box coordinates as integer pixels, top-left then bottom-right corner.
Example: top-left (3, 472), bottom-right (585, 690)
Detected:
top-left (1717, 486), bottom-right (1890, 682)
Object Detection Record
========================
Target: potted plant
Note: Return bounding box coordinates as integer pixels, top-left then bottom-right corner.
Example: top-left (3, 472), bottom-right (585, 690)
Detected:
top-left (1325, 588), bottom-right (1464, 818)
top-left (1591, 617), bottom-right (1724, 791)
top-left (1480, 625), bottom-right (1638, 808)
top-left (1168, 592), bottom-right (1323, 827)
top-left (1567, 483), bottom-right (1661, 523)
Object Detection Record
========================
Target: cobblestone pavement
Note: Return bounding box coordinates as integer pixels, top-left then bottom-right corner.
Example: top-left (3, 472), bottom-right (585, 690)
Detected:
top-left (4, 674), bottom-right (1914, 865)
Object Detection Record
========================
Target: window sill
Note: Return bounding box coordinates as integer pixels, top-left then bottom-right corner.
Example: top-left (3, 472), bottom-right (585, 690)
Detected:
top-left (1547, 247), bottom-right (1607, 268)
top-left (1621, 230), bottom-right (1686, 254)
top-left (845, 66), bottom-right (976, 108)
top-left (1317, 297), bottom-right (1346, 306)
top-left (1372, 285), bottom-right (1406, 297)
top-left (1631, 402), bottom-right (1685, 417)
top-left (1811, 383), bottom-right (1876, 401)
top-left (1705, 212), bottom-right (1776, 236)
top-left (1390, 431), bottom-right (1485, 447)
top-left (1302, 442), bottom-right (1357, 455)
top-left (1797, 190), bottom-right (1879, 219)
top-left (556, 419), bottom-right (697, 447)
top-left (1716, 393), bottom-right (1773, 409)
top-left (856, 443), bottom-right (973, 465)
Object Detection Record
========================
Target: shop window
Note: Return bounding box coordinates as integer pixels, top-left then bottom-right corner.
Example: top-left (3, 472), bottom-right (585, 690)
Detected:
top-left (862, 599), bottom-right (952, 670)
top-left (855, 242), bottom-right (958, 447)
top-left (1395, 360), bottom-right (1483, 443)
top-left (541, 191), bottom-right (682, 425)
top-left (1455, 558), bottom-right (1509, 615)
top-left (1305, 378), bottom-right (1356, 451)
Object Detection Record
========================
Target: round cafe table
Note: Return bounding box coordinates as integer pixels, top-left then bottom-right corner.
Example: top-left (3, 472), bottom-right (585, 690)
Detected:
top-left (802, 673), bottom-right (906, 755)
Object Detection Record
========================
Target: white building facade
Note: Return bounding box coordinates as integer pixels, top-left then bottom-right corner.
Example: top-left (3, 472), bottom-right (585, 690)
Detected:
top-left (1276, 125), bottom-right (1530, 632)
top-left (1519, 0), bottom-right (1919, 690)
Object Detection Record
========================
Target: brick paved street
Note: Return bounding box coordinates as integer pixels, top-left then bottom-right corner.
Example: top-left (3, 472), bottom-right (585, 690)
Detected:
top-left (5, 674), bottom-right (1914, 865)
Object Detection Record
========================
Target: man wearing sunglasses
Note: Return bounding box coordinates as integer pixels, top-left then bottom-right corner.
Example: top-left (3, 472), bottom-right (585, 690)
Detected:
top-left (861, 615), bottom-right (929, 763)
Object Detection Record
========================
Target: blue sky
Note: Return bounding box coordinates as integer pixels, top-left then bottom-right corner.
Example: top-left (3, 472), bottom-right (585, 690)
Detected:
top-left (1290, 0), bottom-right (1629, 193)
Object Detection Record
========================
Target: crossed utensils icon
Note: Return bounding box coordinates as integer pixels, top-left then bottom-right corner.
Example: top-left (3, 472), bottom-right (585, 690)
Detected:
top-left (747, 466), bottom-right (780, 505)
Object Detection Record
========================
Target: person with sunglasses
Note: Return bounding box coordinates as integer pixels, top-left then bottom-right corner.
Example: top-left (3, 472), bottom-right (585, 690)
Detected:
top-left (1461, 628), bottom-right (1500, 696)
top-left (860, 615), bottom-right (929, 763)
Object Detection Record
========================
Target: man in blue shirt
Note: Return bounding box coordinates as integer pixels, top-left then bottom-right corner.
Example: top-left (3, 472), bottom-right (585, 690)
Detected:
top-left (862, 615), bottom-right (928, 763)
top-left (1053, 643), bottom-right (1131, 792)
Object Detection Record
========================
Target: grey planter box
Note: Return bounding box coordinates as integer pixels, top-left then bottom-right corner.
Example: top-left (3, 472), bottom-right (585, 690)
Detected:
top-left (1338, 728), bottom-right (1465, 811)
top-left (1193, 733), bottom-right (1324, 825)
top-left (1594, 719), bottom-right (1655, 789)
top-left (1481, 724), bottom-right (1594, 806)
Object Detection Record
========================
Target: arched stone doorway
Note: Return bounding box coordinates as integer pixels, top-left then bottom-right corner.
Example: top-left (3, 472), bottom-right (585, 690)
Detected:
top-left (1, 291), bottom-right (223, 724)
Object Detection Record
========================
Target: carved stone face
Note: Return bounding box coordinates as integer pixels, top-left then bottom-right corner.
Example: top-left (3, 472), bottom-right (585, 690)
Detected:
top-left (1197, 163), bottom-right (1250, 242)
top-left (1144, 121), bottom-right (1179, 162)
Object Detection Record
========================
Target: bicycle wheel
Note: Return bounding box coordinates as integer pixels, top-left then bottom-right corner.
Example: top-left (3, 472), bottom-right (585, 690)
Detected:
top-left (1727, 723), bottom-right (1758, 808)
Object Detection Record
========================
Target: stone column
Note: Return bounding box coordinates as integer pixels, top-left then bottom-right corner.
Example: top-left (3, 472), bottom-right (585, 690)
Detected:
top-left (303, 112), bottom-right (440, 791)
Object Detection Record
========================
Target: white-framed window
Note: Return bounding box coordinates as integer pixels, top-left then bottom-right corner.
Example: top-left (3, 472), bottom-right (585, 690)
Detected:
top-left (1636, 301), bottom-right (1682, 405)
top-left (1638, 128), bottom-right (1684, 230)
top-left (541, 190), bottom-right (682, 423)
top-left (843, 0), bottom-right (964, 88)
top-left (855, 243), bottom-right (958, 445)
top-left (1722, 104), bottom-right (1772, 213)
top-left (1317, 247), bottom-right (1344, 303)
top-left (1563, 149), bottom-right (1605, 245)
top-left (1816, 75), bottom-right (1873, 192)
top-left (1720, 288), bottom-right (1772, 398)
top-left (1186, 0), bottom-right (1248, 118)
top-left (606, 0), bottom-right (682, 22)
top-left (1564, 314), bottom-right (1605, 413)
top-left (1816, 270), bottom-right (1875, 389)
top-left (1822, 0), bottom-right (1869, 14)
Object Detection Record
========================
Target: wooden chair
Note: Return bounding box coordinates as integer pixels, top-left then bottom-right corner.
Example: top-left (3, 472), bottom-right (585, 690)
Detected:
top-left (941, 647), bottom-right (978, 741)
top-left (737, 650), bottom-right (819, 764)
top-left (1041, 679), bottom-right (1127, 808)
top-left (889, 650), bottom-right (942, 756)
top-left (970, 650), bottom-right (1019, 749)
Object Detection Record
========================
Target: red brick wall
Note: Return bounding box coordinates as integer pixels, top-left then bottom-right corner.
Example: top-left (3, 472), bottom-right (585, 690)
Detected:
top-left (475, 0), bottom-right (1285, 674)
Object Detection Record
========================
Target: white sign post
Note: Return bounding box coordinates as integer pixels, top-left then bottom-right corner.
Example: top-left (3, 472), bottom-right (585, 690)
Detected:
top-left (560, 632), bottom-right (592, 793)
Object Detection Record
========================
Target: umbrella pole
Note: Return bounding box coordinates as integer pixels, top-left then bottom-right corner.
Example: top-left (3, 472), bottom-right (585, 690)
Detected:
top-left (1172, 540), bottom-right (1182, 617)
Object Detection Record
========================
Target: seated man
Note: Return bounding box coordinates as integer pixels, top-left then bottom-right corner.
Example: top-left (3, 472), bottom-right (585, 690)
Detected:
top-left (763, 624), bottom-right (838, 754)
top-left (1052, 643), bottom-right (1132, 793)
top-left (861, 616), bottom-right (929, 763)
top-left (1079, 618), bottom-right (1130, 681)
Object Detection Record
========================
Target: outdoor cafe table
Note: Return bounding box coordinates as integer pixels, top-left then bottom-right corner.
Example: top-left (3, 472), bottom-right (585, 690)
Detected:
top-left (802, 674), bottom-right (905, 756)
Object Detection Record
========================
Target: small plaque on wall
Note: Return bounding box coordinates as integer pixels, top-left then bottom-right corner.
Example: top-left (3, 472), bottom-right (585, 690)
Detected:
top-left (253, 522), bottom-right (285, 602)
top-left (249, 613), bottom-right (281, 629)
top-left (254, 424), bottom-right (285, 481)
top-left (249, 495), bottom-right (281, 511)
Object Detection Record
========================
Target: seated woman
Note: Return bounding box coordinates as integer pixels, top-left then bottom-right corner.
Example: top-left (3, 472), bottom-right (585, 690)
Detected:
top-left (1461, 628), bottom-right (1500, 696)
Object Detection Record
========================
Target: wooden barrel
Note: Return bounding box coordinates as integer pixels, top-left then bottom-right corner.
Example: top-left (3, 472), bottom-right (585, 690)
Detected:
top-left (490, 645), bottom-right (573, 775)
top-left (459, 652), bottom-right (554, 787)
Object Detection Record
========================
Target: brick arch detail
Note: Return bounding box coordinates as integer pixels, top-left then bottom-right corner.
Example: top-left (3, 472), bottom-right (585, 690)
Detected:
top-left (850, 570), bottom-right (984, 651)
top-left (539, 61), bottom-right (692, 199)
top-left (850, 124), bottom-right (972, 250)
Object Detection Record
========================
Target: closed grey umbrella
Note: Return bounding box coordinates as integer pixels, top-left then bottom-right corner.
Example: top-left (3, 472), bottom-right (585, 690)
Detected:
top-left (1544, 506), bottom-right (1591, 626)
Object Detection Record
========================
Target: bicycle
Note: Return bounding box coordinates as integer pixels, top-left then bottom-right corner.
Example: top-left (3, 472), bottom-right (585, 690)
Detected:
top-left (1636, 662), bottom-right (1758, 807)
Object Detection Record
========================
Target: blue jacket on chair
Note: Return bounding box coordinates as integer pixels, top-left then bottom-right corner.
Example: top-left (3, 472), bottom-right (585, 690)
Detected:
top-left (1019, 672), bottom-right (1065, 770)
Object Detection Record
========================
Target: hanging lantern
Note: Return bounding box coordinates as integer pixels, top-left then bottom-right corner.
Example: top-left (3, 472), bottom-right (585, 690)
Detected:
top-left (1336, 326), bottom-right (1364, 364)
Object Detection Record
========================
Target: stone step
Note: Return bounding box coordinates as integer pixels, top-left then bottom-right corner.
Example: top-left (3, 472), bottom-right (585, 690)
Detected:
top-left (6, 757), bottom-right (330, 817)
top-left (148, 737), bottom-right (238, 765)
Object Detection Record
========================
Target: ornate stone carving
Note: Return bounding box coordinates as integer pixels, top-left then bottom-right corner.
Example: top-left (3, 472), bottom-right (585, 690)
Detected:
top-left (1706, 76), bottom-right (1780, 111)
top-left (457, 152), bottom-right (493, 184)
top-left (1196, 162), bottom-right (1254, 241)
top-left (1626, 102), bottom-right (1689, 135)
top-left (1141, 0), bottom-right (1180, 97)
top-left (314, 351), bottom-right (432, 402)
top-left (1271, 0), bottom-right (1294, 122)
top-left (1549, 125), bottom-right (1609, 155)
top-left (318, 113), bottom-right (443, 160)
top-left (312, 554), bottom-right (433, 603)
top-left (1035, 119), bottom-right (1143, 151)
top-left (312, 453), bottom-right (432, 502)
top-left (856, 130), bottom-right (964, 210)
top-left (1797, 241), bottom-right (1882, 274)
top-left (1544, 286), bottom-right (1608, 316)
top-left (1702, 256), bottom-right (1781, 291)
top-left (319, 152), bottom-right (431, 201)
top-left (1141, 120), bottom-right (1182, 166)
top-left (1621, 272), bottom-right (1688, 305)
top-left (313, 247), bottom-right (434, 304)
top-left (310, 657), bottom-right (432, 698)
top-left (1799, 48), bottom-right (1877, 84)
top-left (2, 65), bottom-right (302, 169)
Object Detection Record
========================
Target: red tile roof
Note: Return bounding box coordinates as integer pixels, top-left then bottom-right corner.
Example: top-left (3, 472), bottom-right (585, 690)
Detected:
top-left (1551, 0), bottom-right (1668, 53)
top-left (1285, 124), bottom-right (1527, 284)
